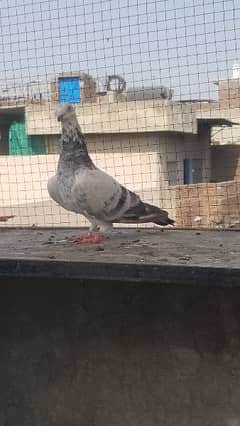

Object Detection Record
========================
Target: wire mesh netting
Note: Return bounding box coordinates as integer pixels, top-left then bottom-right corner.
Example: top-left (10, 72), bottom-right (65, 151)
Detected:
top-left (0, 0), bottom-right (239, 229)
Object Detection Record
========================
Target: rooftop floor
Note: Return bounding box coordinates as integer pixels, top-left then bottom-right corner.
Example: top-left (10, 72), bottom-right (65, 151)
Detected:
top-left (0, 228), bottom-right (239, 286)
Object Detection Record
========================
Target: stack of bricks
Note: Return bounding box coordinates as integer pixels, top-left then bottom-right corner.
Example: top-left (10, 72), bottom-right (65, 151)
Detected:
top-left (218, 79), bottom-right (240, 109)
top-left (175, 180), bottom-right (240, 228)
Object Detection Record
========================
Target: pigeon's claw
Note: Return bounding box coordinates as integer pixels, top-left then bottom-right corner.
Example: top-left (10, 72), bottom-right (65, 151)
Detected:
top-left (67, 232), bottom-right (105, 244)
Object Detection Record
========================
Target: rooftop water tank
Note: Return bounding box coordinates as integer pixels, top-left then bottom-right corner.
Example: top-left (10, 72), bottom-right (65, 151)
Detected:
top-left (232, 63), bottom-right (240, 79)
top-left (126, 86), bottom-right (173, 101)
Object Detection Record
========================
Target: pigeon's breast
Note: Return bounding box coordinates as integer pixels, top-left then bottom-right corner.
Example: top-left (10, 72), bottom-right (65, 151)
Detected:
top-left (56, 169), bottom-right (84, 213)
top-left (56, 168), bottom-right (96, 215)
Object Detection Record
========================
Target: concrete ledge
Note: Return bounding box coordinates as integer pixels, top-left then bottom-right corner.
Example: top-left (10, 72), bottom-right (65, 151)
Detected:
top-left (0, 258), bottom-right (240, 286)
top-left (0, 228), bottom-right (239, 286)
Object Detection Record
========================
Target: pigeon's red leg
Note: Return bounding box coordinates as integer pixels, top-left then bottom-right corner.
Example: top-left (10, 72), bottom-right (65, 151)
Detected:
top-left (68, 232), bottom-right (105, 244)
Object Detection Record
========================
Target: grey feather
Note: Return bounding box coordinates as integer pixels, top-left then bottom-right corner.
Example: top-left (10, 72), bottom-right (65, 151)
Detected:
top-left (48, 104), bottom-right (174, 232)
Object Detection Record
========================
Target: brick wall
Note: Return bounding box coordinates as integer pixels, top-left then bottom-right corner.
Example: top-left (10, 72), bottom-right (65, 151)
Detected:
top-left (175, 180), bottom-right (240, 228)
top-left (218, 79), bottom-right (240, 109)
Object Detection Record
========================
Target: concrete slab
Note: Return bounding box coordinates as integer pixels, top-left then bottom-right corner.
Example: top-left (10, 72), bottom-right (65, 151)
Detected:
top-left (0, 228), bottom-right (239, 285)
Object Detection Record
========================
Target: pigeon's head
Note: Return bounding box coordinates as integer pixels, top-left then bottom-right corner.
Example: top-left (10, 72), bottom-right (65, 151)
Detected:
top-left (56, 103), bottom-right (76, 122)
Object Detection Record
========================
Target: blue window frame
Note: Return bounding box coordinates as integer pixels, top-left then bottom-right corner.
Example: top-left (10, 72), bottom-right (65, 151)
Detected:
top-left (58, 77), bottom-right (80, 103)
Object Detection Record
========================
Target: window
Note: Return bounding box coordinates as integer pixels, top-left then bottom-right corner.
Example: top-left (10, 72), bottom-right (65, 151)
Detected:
top-left (167, 161), bottom-right (178, 186)
top-left (184, 159), bottom-right (203, 184)
top-left (58, 77), bottom-right (81, 103)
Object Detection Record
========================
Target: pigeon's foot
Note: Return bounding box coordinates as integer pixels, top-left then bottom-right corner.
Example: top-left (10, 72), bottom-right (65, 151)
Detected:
top-left (68, 232), bottom-right (106, 244)
top-left (0, 215), bottom-right (15, 222)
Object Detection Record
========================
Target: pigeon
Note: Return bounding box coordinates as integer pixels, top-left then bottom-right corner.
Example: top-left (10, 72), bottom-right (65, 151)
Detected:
top-left (47, 104), bottom-right (174, 243)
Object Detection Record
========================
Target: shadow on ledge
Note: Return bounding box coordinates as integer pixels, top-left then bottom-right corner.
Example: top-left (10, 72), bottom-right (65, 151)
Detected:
top-left (0, 278), bottom-right (240, 426)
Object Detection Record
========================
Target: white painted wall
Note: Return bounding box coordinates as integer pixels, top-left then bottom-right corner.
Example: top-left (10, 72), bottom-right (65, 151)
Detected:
top-left (0, 132), bottom-right (210, 227)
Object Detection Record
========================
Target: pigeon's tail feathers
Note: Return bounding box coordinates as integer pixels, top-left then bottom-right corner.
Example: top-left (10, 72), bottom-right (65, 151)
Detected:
top-left (116, 196), bottom-right (175, 226)
top-left (139, 203), bottom-right (175, 226)
top-left (141, 202), bottom-right (175, 226)
top-left (153, 213), bottom-right (175, 226)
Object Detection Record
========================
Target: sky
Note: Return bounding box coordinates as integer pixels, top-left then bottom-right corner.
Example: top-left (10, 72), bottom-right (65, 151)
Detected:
top-left (0, 0), bottom-right (239, 99)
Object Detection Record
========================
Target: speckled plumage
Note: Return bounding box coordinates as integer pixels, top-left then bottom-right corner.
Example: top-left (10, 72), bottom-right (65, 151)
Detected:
top-left (47, 104), bottom-right (174, 233)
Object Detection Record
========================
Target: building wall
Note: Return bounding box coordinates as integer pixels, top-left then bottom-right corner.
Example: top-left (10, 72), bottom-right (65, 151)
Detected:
top-left (211, 145), bottom-right (240, 182)
top-left (25, 100), bottom-right (197, 135)
top-left (0, 132), bottom-right (210, 227)
top-left (210, 79), bottom-right (240, 145)
top-left (211, 125), bottom-right (240, 145)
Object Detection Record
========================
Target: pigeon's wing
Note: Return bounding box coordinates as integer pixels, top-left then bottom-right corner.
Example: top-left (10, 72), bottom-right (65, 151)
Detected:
top-left (72, 168), bottom-right (174, 226)
top-left (71, 168), bottom-right (133, 221)
top-left (116, 198), bottom-right (175, 225)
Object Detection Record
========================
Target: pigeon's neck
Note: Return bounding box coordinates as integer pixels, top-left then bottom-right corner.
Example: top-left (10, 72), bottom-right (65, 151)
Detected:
top-left (59, 120), bottom-right (95, 169)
